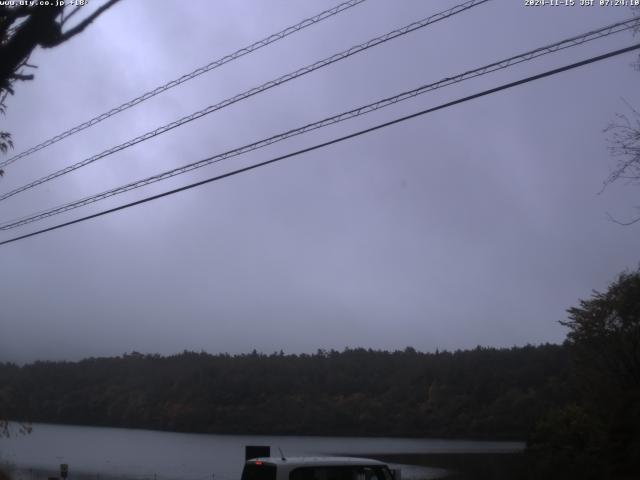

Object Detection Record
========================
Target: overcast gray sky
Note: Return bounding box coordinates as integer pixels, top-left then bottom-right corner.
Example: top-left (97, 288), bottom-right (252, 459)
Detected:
top-left (0, 0), bottom-right (638, 364)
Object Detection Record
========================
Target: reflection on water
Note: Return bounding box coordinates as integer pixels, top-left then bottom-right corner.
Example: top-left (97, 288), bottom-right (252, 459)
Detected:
top-left (0, 424), bottom-right (523, 480)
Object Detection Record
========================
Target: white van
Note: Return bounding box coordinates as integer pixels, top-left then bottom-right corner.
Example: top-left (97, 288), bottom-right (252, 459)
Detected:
top-left (241, 457), bottom-right (395, 480)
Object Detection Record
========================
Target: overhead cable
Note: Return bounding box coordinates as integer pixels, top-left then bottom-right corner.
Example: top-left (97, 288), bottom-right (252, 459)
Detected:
top-left (1, 42), bottom-right (638, 247)
top-left (1, 17), bottom-right (638, 231)
top-left (0, 0), bottom-right (369, 169)
top-left (0, 0), bottom-right (490, 202)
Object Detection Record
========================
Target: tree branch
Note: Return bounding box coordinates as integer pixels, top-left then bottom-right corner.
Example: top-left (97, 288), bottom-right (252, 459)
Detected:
top-left (51, 0), bottom-right (122, 46)
top-left (60, 5), bottom-right (82, 27)
top-left (10, 73), bottom-right (33, 81)
top-left (606, 211), bottom-right (640, 226)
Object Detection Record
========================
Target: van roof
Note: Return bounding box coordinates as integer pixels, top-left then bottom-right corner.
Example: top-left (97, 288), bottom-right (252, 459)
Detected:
top-left (246, 457), bottom-right (386, 467)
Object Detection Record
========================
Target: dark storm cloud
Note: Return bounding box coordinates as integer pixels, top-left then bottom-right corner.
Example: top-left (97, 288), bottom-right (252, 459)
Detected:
top-left (0, 0), bottom-right (638, 363)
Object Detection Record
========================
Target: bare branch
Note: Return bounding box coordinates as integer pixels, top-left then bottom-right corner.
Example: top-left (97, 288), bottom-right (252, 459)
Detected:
top-left (10, 73), bottom-right (33, 81)
top-left (51, 0), bottom-right (122, 46)
top-left (603, 100), bottom-right (640, 189)
top-left (60, 5), bottom-right (83, 27)
top-left (606, 211), bottom-right (640, 226)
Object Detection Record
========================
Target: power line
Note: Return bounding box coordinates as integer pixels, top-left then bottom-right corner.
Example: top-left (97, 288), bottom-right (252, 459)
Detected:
top-left (0, 0), bottom-right (490, 203)
top-left (1, 43), bottom-right (638, 248)
top-left (0, 0), bottom-right (369, 169)
top-left (2, 16), bottom-right (637, 231)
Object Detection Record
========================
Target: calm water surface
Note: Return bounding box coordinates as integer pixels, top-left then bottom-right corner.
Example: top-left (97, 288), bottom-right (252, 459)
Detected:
top-left (0, 424), bottom-right (524, 480)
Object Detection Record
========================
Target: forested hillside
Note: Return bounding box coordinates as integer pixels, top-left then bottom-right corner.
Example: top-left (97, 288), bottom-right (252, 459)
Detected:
top-left (0, 344), bottom-right (570, 439)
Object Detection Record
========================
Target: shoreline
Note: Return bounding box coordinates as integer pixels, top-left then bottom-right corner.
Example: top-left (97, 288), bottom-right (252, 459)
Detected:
top-left (4, 421), bottom-right (526, 443)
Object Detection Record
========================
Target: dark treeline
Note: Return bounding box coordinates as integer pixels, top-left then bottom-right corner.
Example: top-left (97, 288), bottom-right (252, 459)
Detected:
top-left (0, 344), bottom-right (570, 439)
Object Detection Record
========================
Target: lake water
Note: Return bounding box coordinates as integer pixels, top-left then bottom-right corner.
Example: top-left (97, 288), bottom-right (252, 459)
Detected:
top-left (0, 424), bottom-right (524, 480)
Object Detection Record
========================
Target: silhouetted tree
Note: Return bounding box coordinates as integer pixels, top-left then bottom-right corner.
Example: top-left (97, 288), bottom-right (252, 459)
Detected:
top-left (528, 267), bottom-right (640, 479)
top-left (0, 345), bottom-right (570, 439)
top-left (0, 0), bottom-right (122, 157)
top-left (563, 268), bottom-right (640, 475)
